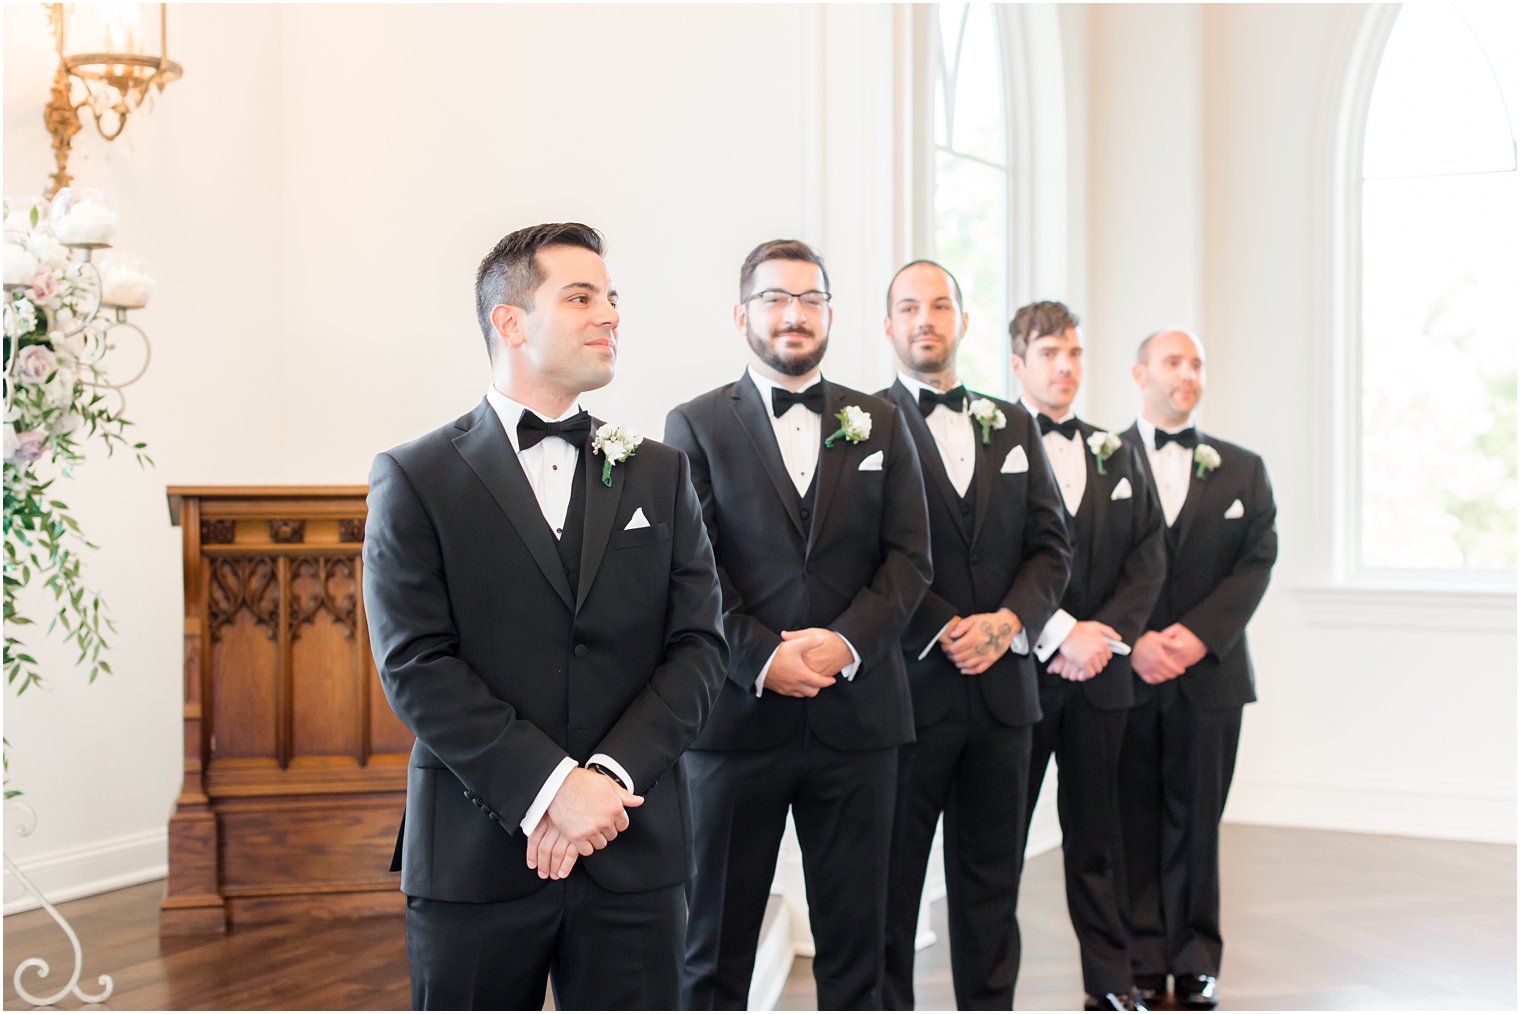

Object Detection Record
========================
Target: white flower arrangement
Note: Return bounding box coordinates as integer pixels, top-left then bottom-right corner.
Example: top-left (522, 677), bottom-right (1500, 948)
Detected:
top-left (591, 421), bottom-right (643, 486)
top-left (3, 193), bottom-right (152, 707)
top-left (969, 397), bottom-right (1006, 446)
top-left (1194, 443), bottom-right (1222, 479)
top-left (825, 405), bottom-right (872, 448)
top-left (1087, 431), bottom-right (1122, 475)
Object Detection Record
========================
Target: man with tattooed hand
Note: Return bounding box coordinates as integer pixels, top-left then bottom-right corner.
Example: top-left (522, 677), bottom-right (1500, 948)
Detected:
top-left (877, 261), bottom-right (1070, 1010)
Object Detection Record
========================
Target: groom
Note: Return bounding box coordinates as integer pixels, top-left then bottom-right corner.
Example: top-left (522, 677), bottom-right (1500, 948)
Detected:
top-left (363, 223), bottom-right (727, 1010)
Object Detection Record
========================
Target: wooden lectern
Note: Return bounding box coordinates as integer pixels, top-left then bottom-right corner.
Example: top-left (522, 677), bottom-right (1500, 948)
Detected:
top-left (162, 487), bottom-right (412, 933)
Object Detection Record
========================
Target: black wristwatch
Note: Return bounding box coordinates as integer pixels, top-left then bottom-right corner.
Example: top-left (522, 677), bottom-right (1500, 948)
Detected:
top-left (586, 762), bottom-right (628, 790)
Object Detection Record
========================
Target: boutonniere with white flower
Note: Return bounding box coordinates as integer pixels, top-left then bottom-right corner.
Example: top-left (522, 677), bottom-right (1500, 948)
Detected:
top-left (1087, 431), bottom-right (1122, 476)
top-left (968, 398), bottom-right (1006, 446)
top-left (1194, 443), bottom-right (1221, 479)
top-left (825, 405), bottom-right (872, 448)
top-left (591, 422), bottom-right (643, 487)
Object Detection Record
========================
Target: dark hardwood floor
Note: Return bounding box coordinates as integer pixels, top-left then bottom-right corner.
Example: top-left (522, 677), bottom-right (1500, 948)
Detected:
top-left (5, 825), bottom-right (1514, 1010)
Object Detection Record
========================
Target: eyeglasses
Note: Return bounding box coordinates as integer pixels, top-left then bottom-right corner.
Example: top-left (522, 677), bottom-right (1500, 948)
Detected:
top-left (742, 289), bottom-right (832, 313)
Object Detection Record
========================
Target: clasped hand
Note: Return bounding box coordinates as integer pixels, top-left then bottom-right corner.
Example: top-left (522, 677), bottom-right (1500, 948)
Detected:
top-left (763, 628), bottom-right (852, 697)
top-left (1047, 620), bottom-right (1123, 682)
top-left (525, 767), bottom-right (644, 880)
top-left (939, 609), bottom-right (1021, 675)
top-left (1131, 623), bottom-right (1207, 685)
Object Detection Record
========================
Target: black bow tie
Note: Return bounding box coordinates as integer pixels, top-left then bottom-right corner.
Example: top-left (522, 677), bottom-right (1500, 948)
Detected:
top-left (1037, 414), bottom-right (1079, 440)
top-left (517, 409), bottom-right (592, 451)
top-left (772, 385), bottom-right (825, 418)
top-left (917, 385), bottom-right (968, 417)
top-left (1154, 426), bottom-right (1199, 450)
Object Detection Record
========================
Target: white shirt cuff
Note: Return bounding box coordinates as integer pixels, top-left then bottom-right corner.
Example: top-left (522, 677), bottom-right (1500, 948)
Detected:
top-left (586, 753), bottom-right (633, 793)
top-left (836, 633), bottom-right (861, 680)
top-left (519, 756), bottom-right (577, 835)
top-left (754, 646), bottom-right (778, 697)
top-left (1009, 628), bottom-right (1030, 656)
top-left (1033, 609), bottom-right (1078, 663)
top-left (918, 620), bottom-right (954, 661)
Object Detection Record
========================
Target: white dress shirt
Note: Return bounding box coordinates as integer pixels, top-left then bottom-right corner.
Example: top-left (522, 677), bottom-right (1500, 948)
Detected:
top-left (484, 386), bottom-right (632, 832)
top-left (898, 374), bottom-right (976, 497)
top-left (1022, 399), bottom-right (1087, 516)
top-left (748, 367), bottom-right (822, 497)
top-left (744, 367), bottom-right (860, 694)
top-left (1135, 416), bottom-right (1196, 527)
top-left (1021, 401), bottom-right (1088, 662)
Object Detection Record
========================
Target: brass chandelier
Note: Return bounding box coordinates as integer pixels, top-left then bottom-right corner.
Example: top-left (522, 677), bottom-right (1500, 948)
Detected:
top-left (43, 3), bottom-right (183, 198)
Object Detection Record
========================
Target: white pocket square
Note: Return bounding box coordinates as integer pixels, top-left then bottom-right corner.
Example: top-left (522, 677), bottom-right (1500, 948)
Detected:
top-left (1224, 499), bottom-right (1244, 520)
top-left (1000, 445), bottom-right (1029, 474)
top-left (1110, 477), bottom-right (1133, 501)
top-left (858, 450), bottom-right (884, 471)
top-left (624, 507), bottom-right (651, 530)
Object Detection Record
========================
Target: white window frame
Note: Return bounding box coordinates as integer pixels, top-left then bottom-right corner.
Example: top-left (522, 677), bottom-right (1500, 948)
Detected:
top-left (911, 3), bottom-right (1070, 400)
top-left (1301, 2), bottom-right (1517, 628)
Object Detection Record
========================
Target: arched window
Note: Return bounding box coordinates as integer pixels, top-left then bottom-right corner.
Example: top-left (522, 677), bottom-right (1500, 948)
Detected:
top-left (929, 2), bottom-right (1012, 396)
top-left (1349, 2), bottom-right (1517, 579)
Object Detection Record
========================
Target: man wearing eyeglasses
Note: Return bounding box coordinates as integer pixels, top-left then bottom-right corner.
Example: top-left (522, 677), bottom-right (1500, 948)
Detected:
top-left (877, 263), bottom-right (1071, 1010)
top-left (665, 239), bottom-right (932, 1010)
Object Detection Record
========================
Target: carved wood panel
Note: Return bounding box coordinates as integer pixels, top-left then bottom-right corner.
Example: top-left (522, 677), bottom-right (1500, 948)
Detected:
top-left (164, 487), bottom-right (409, 934)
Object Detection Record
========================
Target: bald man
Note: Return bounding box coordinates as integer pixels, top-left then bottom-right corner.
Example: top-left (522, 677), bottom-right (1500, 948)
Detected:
top-left (1117, 330), bottom-right (1277, 1011)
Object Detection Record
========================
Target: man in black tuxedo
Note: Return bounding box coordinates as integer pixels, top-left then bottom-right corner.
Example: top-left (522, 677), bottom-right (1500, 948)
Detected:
top-left (1117, 329), bottom-right (1277, 1011)
top-left (665, 239), bottom-right (932, 1010)
top-left (363, 223), bottom-right (727, 1010)
top-left (1008, 301), bottom-right (1165, 1012)
top-left (878, 263), bottom-right (1070, 1010)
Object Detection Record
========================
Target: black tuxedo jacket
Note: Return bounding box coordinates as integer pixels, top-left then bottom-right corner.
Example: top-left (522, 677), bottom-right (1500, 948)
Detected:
top-left (1121, 424), bottom-right (1277, 711)
top-left (363, 399), bottom-right (727, 904)
top-left (663, 374), bottom-right (932, 752)
top-left (1047, 417), bottom-right (1167, 711)
top-left (883, 383), bottom-right (1070, 728)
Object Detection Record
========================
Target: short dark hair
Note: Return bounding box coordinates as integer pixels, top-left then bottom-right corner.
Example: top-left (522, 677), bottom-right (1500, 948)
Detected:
top-left (1009, 300), bottom-right (1081, 359)
top-left (885, 259), bottom-right (963, 314)
top-left (738, 239), bottom-right (830, 301)
top-left (475, 223), bottom-right (605, 357)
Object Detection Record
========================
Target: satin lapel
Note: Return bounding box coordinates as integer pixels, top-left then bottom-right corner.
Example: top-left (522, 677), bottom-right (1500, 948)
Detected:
top-left (890, 382), bottom-right (970, 542)
top-left (730, 378), bottom-right (807, 539)
top-left (1173, 429), bottom-right (1210, 550)
top-left (576, 419), bottom-right (624, 612)
top-left (806, 381), bottom-right (846, 550)
top-left (1075, 423), bottom-right (1099, 523)
top-left (968, 413), bottom-right (998, 550)
top-left (453, 401), bottom-right (574, 610)
top-left (1123, 422), bottom-right (1158, 491)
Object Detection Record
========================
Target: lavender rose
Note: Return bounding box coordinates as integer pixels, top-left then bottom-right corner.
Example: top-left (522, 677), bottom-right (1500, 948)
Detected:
top-left (15, 344), bottom-right (58, 384)
top-left (11, 429), bottom-right (46, 464)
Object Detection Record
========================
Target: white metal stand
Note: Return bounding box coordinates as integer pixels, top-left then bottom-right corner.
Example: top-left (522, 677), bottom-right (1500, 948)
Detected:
top-left (5, 801), bottom-right (114, 1007)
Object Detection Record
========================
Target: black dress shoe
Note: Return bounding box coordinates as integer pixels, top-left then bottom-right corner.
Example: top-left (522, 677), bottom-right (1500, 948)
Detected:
top-left (1132, 974), bottom-right (1168, 1006)
top-left (1085, 991), bottom-right (1149, 1011)
top-left (1175, 973), bottom-right (1219, 1010)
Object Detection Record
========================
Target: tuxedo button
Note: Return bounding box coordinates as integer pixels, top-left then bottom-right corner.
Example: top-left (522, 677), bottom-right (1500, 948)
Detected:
top-left (960, 502), bottom-right (972, 514)
top-left (970, 553), bottom-right (980, 563)
top-left (800, 507), bottom-right (810, 519)
top-left (574, 644), bottom-right (589, 658)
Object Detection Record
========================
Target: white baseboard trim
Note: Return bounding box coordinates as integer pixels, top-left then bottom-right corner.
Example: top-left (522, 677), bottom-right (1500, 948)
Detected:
top-left (1226, 775), bottom-right (1516, 845)
top-left (3, 827), bottom-right (167, 916)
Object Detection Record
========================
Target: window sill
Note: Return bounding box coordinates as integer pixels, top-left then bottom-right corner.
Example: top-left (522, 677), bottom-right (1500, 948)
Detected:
top-left (1292, 584), bottom-right (1516, 632)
